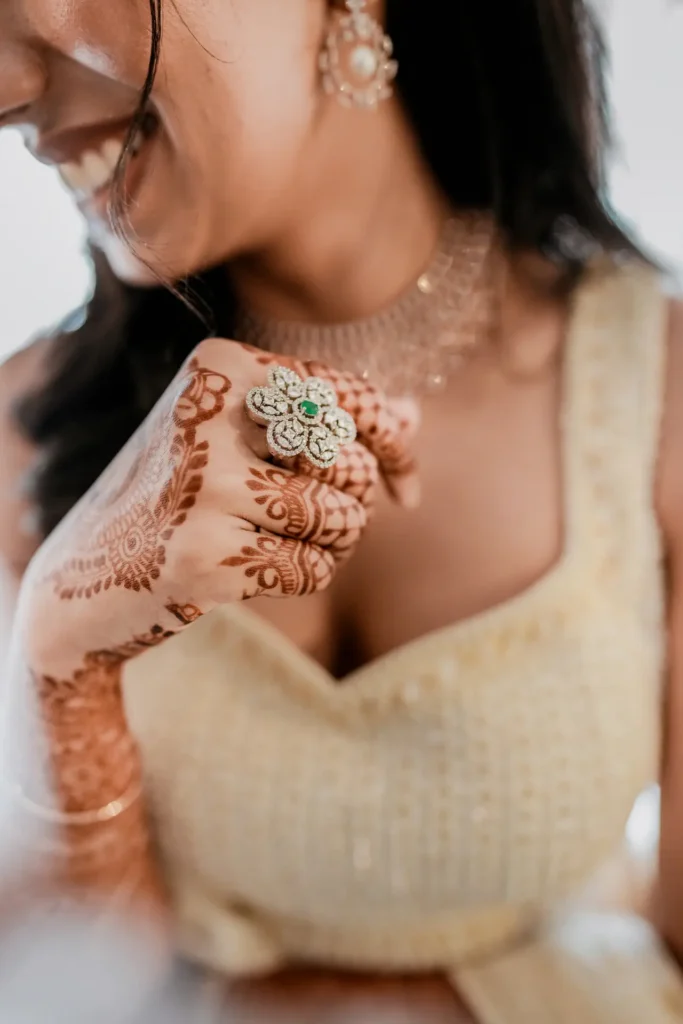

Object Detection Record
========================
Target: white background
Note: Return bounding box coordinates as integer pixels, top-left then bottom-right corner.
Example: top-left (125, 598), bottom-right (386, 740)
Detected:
top-left (1, 0), bottom-right (683, 359)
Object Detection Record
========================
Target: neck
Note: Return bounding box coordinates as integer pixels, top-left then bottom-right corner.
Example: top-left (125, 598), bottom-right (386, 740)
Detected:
top-left (228, 100), bottom-right (451, 324)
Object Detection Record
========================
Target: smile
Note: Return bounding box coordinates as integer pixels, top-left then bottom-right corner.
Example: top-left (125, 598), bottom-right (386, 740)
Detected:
top-left (53, 111), bottom-right (159, 207)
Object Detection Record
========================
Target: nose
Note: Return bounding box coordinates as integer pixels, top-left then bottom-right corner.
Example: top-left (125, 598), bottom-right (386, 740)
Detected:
top-left (0, 44), bottom-right (46, 123)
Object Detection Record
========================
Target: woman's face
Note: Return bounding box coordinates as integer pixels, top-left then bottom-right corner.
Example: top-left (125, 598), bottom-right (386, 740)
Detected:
top-left (0, 0), bottom-right (330, 282)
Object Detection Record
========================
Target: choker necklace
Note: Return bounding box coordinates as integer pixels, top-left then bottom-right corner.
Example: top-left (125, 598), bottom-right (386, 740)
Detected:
top-left (235, 211), bottom-right (499, 396)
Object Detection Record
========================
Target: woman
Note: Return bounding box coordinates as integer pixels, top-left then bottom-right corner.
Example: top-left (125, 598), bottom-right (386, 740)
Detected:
top-left (1, 0), bottom-right (683, 1019)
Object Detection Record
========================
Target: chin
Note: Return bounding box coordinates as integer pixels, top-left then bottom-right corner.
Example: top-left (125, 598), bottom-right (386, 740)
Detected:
top-left (94, 215), bottom-right (221, 288)
top-left (94, 229), bottom-right (192, 288)
top-left (99, 245), bottom-right (162, 287)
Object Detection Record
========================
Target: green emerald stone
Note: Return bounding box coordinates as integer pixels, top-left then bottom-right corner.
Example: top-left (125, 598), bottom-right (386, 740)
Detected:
top-left (300, 400), bottom-right (319, 417)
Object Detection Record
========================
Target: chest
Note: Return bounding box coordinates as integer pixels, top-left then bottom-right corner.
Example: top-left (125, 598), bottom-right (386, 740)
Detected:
top-left (250, 363), bottom-right (565, 675)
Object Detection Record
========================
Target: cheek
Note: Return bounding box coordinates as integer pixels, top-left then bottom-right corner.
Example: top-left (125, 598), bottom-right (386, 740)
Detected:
top-left (240, 0), bottom-right (321, 127)
top-left (166, 0), bottom-right (318, 135)
top-left (228, 18), bottom-right (319, 167)
top-left (22, 0), bottom-right (151, 86)
top-left (160, 2), bottom-right (319, 189)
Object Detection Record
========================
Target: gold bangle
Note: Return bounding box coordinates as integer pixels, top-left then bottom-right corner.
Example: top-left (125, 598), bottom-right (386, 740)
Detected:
top-left (3, 779), bottom-right (142, 826)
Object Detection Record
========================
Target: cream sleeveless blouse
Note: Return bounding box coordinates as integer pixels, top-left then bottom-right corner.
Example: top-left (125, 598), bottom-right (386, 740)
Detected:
top-left (123, 260), bottom-right (675, 1016)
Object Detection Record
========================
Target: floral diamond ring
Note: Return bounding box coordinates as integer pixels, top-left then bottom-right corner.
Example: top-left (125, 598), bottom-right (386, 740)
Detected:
top-left (245, 366), bottom-right (357, 470)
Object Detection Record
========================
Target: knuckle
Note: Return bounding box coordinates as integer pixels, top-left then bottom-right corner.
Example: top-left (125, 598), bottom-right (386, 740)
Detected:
top-left (191, 336), bottom-right (225, 361)
top-left (187, 337), bottom-right (261, 386)
top-left (162, 514), bottom-right (225, 590)
top-left (162, 530), bottom-right (206, 589)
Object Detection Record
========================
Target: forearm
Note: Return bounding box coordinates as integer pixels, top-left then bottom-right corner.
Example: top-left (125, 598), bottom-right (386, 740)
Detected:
top-left (2, 648), bottom-right (168, 919)
top-left (9, 535), bottom-right (204, 910)
top-left (36, 652), bottom-right (165, 906)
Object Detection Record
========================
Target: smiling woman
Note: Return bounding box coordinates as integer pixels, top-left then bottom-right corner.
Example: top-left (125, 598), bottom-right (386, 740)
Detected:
top-left (3, 2), bottom-right (683, 1022)
top-left (56, 115), bottom-right (152, 204)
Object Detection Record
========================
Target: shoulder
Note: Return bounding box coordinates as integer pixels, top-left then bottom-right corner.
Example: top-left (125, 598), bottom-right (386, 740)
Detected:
top-left (656, 297), bottom-right (683, 551)
top-left (0, 335), bottom-right (52, 401)
top-left (0, 336), bottom-right (53, 580)
top-left (575, 259), bottom-right (678, 546)
top-left (0, 333), bottom-right (53, 433)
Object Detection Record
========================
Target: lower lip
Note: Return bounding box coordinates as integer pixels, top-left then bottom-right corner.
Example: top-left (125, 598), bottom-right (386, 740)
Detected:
top-left (80, 125), bottom-right (158, 221)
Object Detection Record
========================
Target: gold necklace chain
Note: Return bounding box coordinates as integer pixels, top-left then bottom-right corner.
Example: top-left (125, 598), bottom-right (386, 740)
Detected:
top-left (236, 211), bottom-right (499, 396)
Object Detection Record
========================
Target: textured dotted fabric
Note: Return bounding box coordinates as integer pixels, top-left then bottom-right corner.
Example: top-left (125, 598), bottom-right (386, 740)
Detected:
top-left (123, 260), bottom-right (667, 988)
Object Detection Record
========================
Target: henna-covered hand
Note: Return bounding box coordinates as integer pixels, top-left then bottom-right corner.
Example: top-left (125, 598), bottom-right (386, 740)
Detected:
top-left (7, 339), bottom-right (417, 928)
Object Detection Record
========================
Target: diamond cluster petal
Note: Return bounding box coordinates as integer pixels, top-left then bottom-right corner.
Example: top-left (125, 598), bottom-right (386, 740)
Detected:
top-left (246, 367), bottom-right (357, 469)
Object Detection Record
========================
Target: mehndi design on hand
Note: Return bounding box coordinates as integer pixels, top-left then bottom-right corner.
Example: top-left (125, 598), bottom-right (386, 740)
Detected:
top-left (45, 361), bottom-right (231, 600)
top-left (11, 338), bottom-right (417, 921)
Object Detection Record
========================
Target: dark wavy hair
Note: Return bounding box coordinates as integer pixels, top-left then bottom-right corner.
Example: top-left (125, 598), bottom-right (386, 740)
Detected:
top-left (17, 0), bottom-right (640, 538)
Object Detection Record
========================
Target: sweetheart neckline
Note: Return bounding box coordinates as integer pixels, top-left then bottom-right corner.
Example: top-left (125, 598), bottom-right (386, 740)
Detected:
top-left (221, 268), bottom-right (600, 695)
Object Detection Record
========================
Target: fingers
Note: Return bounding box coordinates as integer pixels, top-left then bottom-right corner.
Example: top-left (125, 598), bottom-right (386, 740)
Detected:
top-left (240, 425), bottom-right (379, 516)
top-left (221, 532), bottom-right (336, 598)
top-left (303, 363), bottom-right (420, 509)
top-left (232, 343), bottom-right (420, 509)
top-left (240, 412), bottom-right (272, 463)
top-left (295, 441), bottom-right (379, 514)
top-left (227, 462), bottom-right (367, 562)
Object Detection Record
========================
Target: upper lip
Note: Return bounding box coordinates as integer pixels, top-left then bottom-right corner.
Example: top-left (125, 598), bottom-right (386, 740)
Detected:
top-left (28, 115), bottom-right (136, 168)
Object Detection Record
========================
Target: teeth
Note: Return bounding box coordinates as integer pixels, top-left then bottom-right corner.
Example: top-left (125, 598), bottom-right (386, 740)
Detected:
top-left (58, 161), bottom-right (91, 194)
top-left (57, 134), bottom-right (136, 200)
top-left (102, 137), bottom-right (125, 172)
top-left (80, 150), bottom-right (112, 192)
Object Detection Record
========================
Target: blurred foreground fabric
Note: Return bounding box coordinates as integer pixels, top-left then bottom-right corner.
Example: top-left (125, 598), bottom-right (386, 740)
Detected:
top-left (0, 907), bottom-right (219, 1023)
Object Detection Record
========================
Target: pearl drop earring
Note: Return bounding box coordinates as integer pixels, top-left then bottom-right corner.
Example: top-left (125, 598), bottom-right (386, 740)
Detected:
top-left (319, 0), bottom-right (398, 110)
